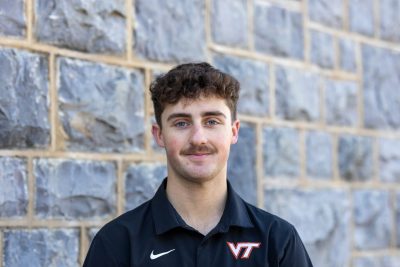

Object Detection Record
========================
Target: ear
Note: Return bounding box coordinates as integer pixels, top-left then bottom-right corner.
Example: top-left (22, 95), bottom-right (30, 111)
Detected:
top-left (231, 119), bottom-right (240, 144)
top-left (152, 123), bottom-right (165, 147)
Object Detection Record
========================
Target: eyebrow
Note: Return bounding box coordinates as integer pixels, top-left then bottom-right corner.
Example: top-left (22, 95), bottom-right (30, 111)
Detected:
top-left (202, 111), bottom-right (227, 118)
top-left (166, 111), bottom-right (227, 121)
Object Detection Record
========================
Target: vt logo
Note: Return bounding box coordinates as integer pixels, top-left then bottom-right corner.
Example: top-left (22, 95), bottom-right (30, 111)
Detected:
top-left (226, 242), bottom-right (261, 259)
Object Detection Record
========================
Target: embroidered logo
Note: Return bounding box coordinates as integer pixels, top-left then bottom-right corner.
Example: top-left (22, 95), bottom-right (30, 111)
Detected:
top-left (227, 242), bottom-right (261, 259)
top-left (150, 249), bottom-right (175, 260)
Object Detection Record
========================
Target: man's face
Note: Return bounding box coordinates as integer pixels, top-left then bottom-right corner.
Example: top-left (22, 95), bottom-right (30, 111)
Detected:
top-left (152, 96), bottom-right (240, 184)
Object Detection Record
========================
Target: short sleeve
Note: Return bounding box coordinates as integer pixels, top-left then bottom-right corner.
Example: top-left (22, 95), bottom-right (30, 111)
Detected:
top-left (83, 233), bottom-right (121, 267)
top-left (279, 226), bottom-right (314, 267)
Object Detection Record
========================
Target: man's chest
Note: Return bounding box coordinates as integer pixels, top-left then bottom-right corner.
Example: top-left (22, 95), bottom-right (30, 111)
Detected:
top-left (131, 229), bottom-right (271, 267)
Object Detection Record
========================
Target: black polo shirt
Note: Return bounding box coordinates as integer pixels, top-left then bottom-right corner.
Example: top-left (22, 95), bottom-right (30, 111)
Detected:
top-left (84, 179), bottom-right (313, 267)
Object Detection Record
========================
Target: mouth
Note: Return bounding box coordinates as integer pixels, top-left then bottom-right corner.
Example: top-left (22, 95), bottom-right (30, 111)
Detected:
top-left (187, 152), bottom-right (211, 156)
top-left (184, 153), bottom-right (213, 160)
top-left (186, 153), bottom-right (211, 156)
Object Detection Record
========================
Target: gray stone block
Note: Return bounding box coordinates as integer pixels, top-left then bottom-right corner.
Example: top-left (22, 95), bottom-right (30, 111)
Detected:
top-left (58, 57), bottom-right (145, 152)
top-left (352, 256), bottom-right (379, 267)
top-left (263, 127), bottom-right (300, 177)
top-left (325, 79), bottom-right (358, 126)
top-left (213, 54), bottom-right (269, 116)
top-left (397, 192), bottom-right (400, 246)
top-left (310, 30), bottom-right (335, 69)
top-left (308, 0), bottom-right (343, 28)
top-left (0, 157), bottom-right (28, 217)
top-left (380, 0), bottom-right (400, 42)
top-left (349, 0), bottom-right (374, 36)
top-left (264, 189), bottom-right (350, 267)
top-left (228, 124), bottom-right (257, 205)
top-left (379, 139), bottom-right (400, 183)
top-left (134, 0), bottom-right (206, 62)
top-left (124, 163), bottom-right (167, 211)
top-left (254, 3), bottom-right (303, 59)
top-left (211, 0), bottom-right (248, 48)
top-left (362, 45), bottom-right (400, 129)
top-left (353, 190), bottom-right (392, 250)
top-left (353, 256), bottom-right (400, 267)
top-left (35, 0), bottom-right (125, 54)
top-left (306, 131), bottom-right (333, 179)
top-left (0, 48), bottom-right (50, 148)
top-left (34, 158), bottom-right (117, 219)
top-left (338, 135), bottom-right (373, 181)
top-left (339, 38), bottom-right (356, 72)
top-left (382, 256), bottom-right (400, 267)
top-left (4, 229), bottom-right (80, 267)
top-left (0, 0), bottom-right (25, 37)
top-left (275, 66), bottom-right (320, 122)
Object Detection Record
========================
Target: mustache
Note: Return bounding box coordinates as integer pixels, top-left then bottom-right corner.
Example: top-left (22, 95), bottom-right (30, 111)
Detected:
top-left (181, 145), bottom-right (217, 155)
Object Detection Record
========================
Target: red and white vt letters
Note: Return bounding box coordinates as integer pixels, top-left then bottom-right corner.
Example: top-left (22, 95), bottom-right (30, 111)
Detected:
top-left (226, 242), bottom-right (261, 259)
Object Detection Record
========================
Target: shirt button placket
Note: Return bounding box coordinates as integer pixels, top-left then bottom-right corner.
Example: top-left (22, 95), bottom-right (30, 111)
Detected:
top-left (196, 243), bottom-right (208, 267)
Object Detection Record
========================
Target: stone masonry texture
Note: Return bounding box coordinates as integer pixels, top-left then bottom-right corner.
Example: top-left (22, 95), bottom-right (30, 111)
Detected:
top-left (0, 0), bottom-right (25, 37)
top-left (227, 124), bottom-right (257, 205)
top-left (34, 158), bottom-right (117, 219)
top-left (275, 66), bottom-right (320, 122)
top-left (211, 0), bottom-right (248, 48)
top-left (353, 190), bottom-right (392, 250)
top-left (213, 54), bottom-right (269, 116)
top-left (58, 57), bottom-right (145, 152)
top-left (254, 2), bottom-right (303, 59)
top-left (362, 44), bottom-right (400, 129)
top-left (380, 0), bottom-right (400, 42)
top-left (338, 135), bottom-right (373, 181)
top-left (4, 229), bottom-right (79, 267)
top-left (325, 79), bottom-right (358, 126)
top-left (134, 0), bottom-right (206, 62)
top-left (35, 0), bottom-right (126, 54)
top-left (264, 189), bottom-right (350, 267)
top-left (339, 38), bottom-right (357, 72)
top-left (306, 131), bottom-right (333, 179)
top-left (353, 256), bottom-right (400, 267)
top-left (1, 0), bottom-right (400, 266)
top-left (124, 163), bottom-right (167, 211)
top-left (379, 139), bottom-right (400, 183)
top-left (308, 0), bottom-right (343, 28)
top-left (0, 157), bottom-right (28, 217)
top-left (397, 193), bottom-right (400, 246)
top-left (0, 48), bottom-right (50, 149)
top-left (349, 0), bottom-right (374, 37)
top-left (263, 127), bottom-right (300, 178)
top-left (310, 30), bottom-right (335, 69)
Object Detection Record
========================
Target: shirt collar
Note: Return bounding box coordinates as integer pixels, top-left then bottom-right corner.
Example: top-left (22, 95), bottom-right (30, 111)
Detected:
top-left (151, 178), bottom-right (254, 235)
top-left (216, 179), bottom-right (254, 232)
top-left (151, 178), bottom-right (183, 235)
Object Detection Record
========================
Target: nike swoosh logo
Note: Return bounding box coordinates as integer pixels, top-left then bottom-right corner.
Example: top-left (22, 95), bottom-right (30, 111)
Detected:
top-left (150, 249), bottom-right (175, 260)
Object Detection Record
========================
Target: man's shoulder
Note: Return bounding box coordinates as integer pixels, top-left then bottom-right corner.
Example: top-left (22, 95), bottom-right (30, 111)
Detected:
top-left (243, 201), bottom-right (309, 261)
top-left (95, 199), bottom-right (153, 240)
top-left (84, 200), bottom-right (154, 266)
top-left (243, 201), bottom-right (295, 235)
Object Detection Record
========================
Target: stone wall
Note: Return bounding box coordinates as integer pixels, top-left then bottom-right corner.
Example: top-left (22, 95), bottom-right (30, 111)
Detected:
top-left (0, 0), bottom-right (399, 266)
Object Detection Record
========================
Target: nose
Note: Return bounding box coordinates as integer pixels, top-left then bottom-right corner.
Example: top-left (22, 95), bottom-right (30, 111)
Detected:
top-left (189, 124), bottom-right (207, 146)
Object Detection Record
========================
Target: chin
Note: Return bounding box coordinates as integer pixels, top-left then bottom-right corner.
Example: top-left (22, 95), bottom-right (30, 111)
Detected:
top-left (181, 169), bottom-right (224, 184)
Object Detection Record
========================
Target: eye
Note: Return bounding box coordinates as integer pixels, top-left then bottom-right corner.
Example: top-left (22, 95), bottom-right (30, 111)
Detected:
top-left (174, 121), bottom-right (190, 128)
top-left (205, 119), bottom-right (219, 126)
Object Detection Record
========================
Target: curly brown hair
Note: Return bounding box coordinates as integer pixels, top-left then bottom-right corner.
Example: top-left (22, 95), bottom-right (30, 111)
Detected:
top-left (150, 62), bottom-right (240, 127)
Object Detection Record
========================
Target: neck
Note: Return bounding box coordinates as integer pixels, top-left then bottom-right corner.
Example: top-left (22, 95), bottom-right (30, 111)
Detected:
top-left (165, 174), bottom-right (228, 235)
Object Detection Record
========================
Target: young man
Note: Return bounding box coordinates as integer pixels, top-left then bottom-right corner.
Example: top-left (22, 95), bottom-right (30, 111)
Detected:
top-left (84, 63), bottom-right (313, 266)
